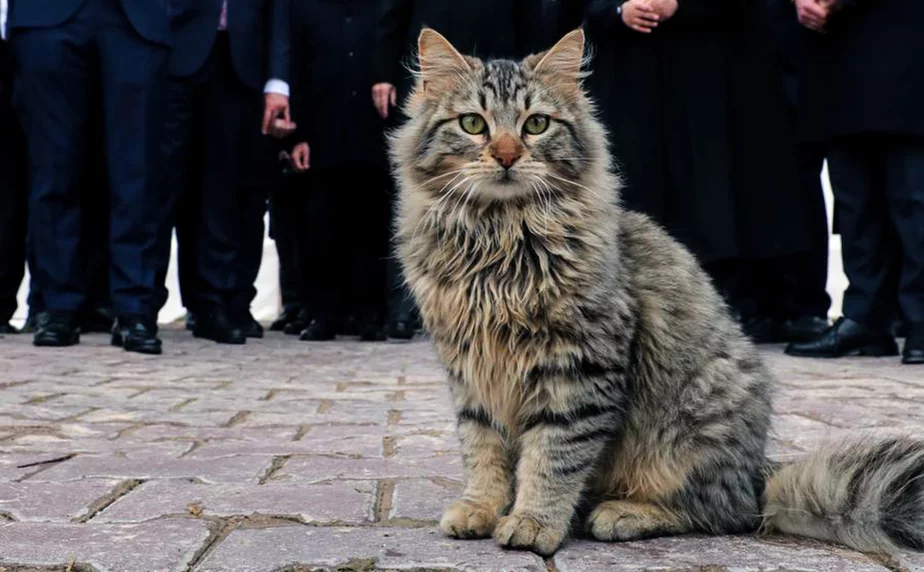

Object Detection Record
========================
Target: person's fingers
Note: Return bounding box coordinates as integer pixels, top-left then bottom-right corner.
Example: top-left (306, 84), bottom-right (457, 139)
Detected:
top-left (389, 88), bottom-right (396, 108)
top-left (261, 107), bottom-right (274, 135)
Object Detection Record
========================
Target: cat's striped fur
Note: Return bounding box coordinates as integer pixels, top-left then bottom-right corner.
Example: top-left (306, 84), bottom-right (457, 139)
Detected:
top-left (389, 28), bottom-right (924, 556)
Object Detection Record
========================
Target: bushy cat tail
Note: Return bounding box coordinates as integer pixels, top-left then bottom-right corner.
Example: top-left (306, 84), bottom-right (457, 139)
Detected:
top-left (761, 438), bottom-right (924, 554)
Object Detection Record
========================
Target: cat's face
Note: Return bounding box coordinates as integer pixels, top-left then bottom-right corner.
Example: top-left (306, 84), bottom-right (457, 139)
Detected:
top-left (397, 29), bottom-right (602, 205)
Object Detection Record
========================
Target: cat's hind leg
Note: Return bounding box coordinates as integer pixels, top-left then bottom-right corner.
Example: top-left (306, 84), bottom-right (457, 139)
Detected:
top-left (585, 500), bottom-right (690, 541)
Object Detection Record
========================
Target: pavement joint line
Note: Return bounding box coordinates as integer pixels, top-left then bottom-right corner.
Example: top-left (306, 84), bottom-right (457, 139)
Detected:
top-left (387, 410), bottom-right (402, 426)
top-left (317, 400), bottom-right (333, 414)
top-left (170, 397), bottom-right (198, 412)
top-left (222, 411), bottom-right (250, 428)
top-left (292, 425), bottom-right (312, 441)
top-left (258, 455), bottom-right (292, 484)
top-left (182, 517), bottom-right (239, 572)
top-left (382, 436), bottom-right (397, 458)
top-left (22, 392), bottom-right (67, 405)
top-left (372, 479), bottom-right (397, 522)
top-left (75, 478), bottom-right (145, 523)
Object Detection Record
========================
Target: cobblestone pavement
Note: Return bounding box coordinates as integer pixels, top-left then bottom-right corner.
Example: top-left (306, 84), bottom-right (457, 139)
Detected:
top-left (1, 328), bottom-right (924, 571)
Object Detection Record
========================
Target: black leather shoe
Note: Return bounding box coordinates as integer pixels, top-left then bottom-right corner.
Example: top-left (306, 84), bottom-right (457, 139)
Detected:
top-left (270, 306), bottom-right (301, 332)
top-left (284, 307), bottom-right (312, 335)
top-left (185, 311), bottom-right (197, 331)
top-left (357, 318), bottom-right (386, 342)
top-left (386, 319), bottom-right (415, 341)
top-left (0, 322), bottom-right (19, 335)
top-left (903, 324), bottom-right (924, 365)
top-left (193, 308), bottom-right (246, 345)
top-left (79, 307), bottom-right (114, 333)
top-left (741, 316), bottom-right (788, 344)
top-left (785, 316), bottom-right (831, 344)
top-left (245, 318), bottom-right (264, 339)
top-left (785, 317), bottom-right (898, 358)
top-left (33, 311), bottom-right (80, 347)
top-left (299, 319), bottom-right (336, 341)
top-left (20, 312), bottom-right (39, 334)
top-left (112, 316), bottom-right (162, 355)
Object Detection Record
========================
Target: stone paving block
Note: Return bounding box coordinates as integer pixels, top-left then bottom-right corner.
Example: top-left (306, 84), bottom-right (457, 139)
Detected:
top-left (896, 551), bottom-right (924, 572)
top-left (188, 432), bottom-right (384, 459)
top-left (0, 480), bottom-right (119, 522)
top-left (0, 519), bottom-right (210, 572)
top-left (275, 454), bottom-right (464, 483)
top-left (0, 453), bottom-right (75, 482)
top-left (553, 536), bottom-right (890, 572)
top-left (2, 436), bottom-right (191, 457)
top-left (77, 408), bottom-right (237, 426)
top-left (392, 433), bottom-right (459, 458)
top-left (97, 479), bottom-right (375, 524)
top-left (30, 453), bottom-right (275, 484)
top-left (196, 526), bottom-right (546, 572)
top-left (123, 425), bottom-right (298, 443)
top-left (390, 478), bottom-right (462, 522)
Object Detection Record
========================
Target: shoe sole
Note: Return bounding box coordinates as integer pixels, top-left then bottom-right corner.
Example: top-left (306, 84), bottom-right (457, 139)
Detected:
top-left (785, 345), bottom-right (900, 358)
top-left (34, 338), bottom-right (80, 347)
top-left (192, 331), bottom-right (246, 345)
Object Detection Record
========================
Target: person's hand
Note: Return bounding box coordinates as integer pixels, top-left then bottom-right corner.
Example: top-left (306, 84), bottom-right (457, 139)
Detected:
top-left (267, 117), bottom-right (297, 140)
top-left (646, 0), bottom-right (678, 20)
top-left (621, 0), bottom-right (661, 34)
top-left (262, 93), bottom-right (291, 136)
top-left (291, 142), bottom-right (310, 172)
top-left (795, 0), bottom-right (832, 32)
top-left (372, 83), bottom-right (397, 119)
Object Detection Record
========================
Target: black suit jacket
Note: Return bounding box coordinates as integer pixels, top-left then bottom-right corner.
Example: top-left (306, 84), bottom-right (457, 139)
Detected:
top-left (374, 0), bottom-right (525, 102)
top-left (800, 0), bottom-right (924, 140)
top-left (168, 0), bottom-right (291, 91)
top-left (519, 0), bottom-right (585, 56)
top-left (9, 0), bottom-right (171, 45)
top-left (292, 0), bottom-right (386, 169)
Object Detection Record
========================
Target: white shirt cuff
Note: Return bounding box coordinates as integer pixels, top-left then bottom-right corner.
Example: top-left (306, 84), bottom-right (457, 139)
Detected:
top-left (264, 79), bottom-right (290, 97)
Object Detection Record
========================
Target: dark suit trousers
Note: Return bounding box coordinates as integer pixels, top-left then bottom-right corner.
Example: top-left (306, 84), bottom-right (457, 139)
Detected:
top-left (0, 41), bottom-right (27, 323)
top-left (830, 135), bottom-right (924, 326)
top-left (779, 141), bottom-right (831, 319)
top-left (269, 175), bottom-right (302, 308)
top-left (298, 164), bottom-right (389, 323)
top-left (156, 34), bottom-right (271, 318)
top-left (13, 0), bottom-right (167, 317)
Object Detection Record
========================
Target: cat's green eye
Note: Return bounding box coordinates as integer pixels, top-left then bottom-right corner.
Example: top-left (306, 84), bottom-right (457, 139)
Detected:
top-left (523, 114), bottom-right (550, 135)
top-left (459, 113), bottom-right (487, 135)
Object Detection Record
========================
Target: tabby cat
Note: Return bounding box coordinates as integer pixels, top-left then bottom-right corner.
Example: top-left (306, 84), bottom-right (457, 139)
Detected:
top-left (390, 28), bottom-right (924, 556)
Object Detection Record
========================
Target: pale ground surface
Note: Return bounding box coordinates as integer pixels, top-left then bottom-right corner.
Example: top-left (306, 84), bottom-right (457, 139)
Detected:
top-left (2, 330), bottom-right (924, 571)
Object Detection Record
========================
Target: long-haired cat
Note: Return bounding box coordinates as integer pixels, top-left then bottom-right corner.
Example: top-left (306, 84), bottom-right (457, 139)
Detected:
top-left (389, 28), bottom-right (924, 556)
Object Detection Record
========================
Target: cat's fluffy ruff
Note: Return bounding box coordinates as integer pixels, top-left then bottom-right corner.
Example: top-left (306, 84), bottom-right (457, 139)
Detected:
top-left (390, 28), bottom-right (924, 556)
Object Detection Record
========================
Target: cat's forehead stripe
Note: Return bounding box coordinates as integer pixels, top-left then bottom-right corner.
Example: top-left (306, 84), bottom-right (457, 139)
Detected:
top-left (481, 61), bottom-right (528, 103)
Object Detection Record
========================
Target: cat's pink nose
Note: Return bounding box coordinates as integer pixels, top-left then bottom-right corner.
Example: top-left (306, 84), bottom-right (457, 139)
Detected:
top-left (490, 134), bottom-right (524, 170)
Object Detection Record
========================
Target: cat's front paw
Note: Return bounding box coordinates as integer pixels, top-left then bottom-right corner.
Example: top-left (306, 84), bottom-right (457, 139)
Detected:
top-left (440, 500), bottom-right (499, 539)
top-left (493, 512), bottom-right (566, 556)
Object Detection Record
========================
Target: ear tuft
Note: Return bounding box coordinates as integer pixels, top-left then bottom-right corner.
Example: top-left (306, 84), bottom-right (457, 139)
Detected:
top-left (417, 28), bottom-right (472, 95)
top-left (533, 29), bottom-right (586, 83)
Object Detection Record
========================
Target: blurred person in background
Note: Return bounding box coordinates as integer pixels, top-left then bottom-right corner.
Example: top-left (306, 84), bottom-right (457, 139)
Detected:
top-left (289, 0), bottom-right (390, 341)
top-left (786, 0), bottom-right (924, 365)
top-left (0, 0), bottom-right (26, 335)
top-left (10, 0), bottom-right (171, 354)
top-left (584, 0), bottom-right (819, 343)
top-left (154, 0), bottom-right (292, 345)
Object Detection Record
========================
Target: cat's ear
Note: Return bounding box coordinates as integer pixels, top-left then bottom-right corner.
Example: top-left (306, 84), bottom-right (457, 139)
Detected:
top-left (418, 28), bottom-right (472, 95)
top-left (530, 29), bottom-right (586, 85)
